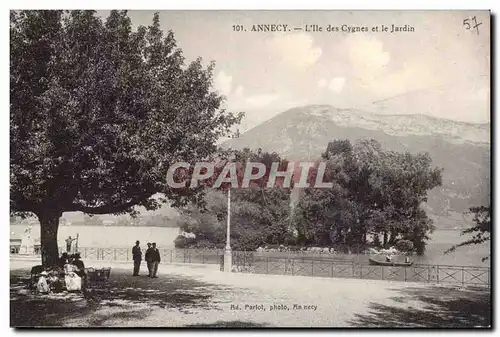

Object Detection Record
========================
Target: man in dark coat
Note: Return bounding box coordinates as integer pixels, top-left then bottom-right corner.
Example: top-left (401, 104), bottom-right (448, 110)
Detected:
top-left (132, 241), bottom-right (142, 276)
top-left (150, 242), bottom-right (161, 278)
top-left (145, 242), bottom-right (153, 276)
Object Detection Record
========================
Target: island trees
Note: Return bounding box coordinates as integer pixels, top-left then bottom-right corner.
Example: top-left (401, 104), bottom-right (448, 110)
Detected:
top-left (294, 139), bottom-right (443, 254)
top-left (10, 10), bottom-right (242, 266)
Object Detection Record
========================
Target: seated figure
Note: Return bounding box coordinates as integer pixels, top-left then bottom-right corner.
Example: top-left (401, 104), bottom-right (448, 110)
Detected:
top-left (47, 270), bottom-right (63, 293)
top-left (63, 263), bottom-right (81, 291)
top-left (36, 271), bottom-right (50, 294)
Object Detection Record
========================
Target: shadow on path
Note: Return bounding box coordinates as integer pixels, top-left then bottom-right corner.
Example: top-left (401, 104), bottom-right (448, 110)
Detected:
top-left (185, 320), bottom-right (269, 328)
top-left (10, 268), bottom-right (235, 327)
top-left (348, 286), bottom-right (491, 328)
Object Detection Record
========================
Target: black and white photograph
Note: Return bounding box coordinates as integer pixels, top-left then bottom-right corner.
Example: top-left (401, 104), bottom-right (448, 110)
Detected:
top-left (9, 8), bottom-right (491, 328)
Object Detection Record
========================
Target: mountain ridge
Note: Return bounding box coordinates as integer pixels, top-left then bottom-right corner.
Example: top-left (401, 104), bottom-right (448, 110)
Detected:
top-left (224, 104), bottom-right (490, 220)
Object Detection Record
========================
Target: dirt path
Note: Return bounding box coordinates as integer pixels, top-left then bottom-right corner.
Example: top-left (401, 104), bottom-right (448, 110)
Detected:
top-left (10, 261), bottom-right (490, 328)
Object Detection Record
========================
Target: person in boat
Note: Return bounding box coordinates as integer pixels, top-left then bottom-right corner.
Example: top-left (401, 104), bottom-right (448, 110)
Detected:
top-left (405, 256), bottom-right (411, 263)
top-left (385, 254), bottom-right (392, 262)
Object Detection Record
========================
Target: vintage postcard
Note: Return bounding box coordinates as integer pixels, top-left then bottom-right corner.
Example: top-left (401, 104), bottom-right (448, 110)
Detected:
top-left (10, 10), bottom-right (491, 328)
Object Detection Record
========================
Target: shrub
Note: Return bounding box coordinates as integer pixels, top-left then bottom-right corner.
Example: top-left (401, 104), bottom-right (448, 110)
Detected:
top-left (395, 240), bottom-right (414, 254)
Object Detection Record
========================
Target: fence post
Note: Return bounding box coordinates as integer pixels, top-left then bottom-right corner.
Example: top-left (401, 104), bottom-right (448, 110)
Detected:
top-left (266, 257), bottom-right (269, 274)
top-left (427, 266), bottom-right (431, 283)
top-left (170, 250), bottom-right (173, 263)
top-left (437, 266), bottom-right (440, 284)
top-left (462, 266), bottom-right (465, 286)
top-left (84, 248), bottom-right (87, 259)
top-left (404, 266), bottom-right (407, 282)
top-left (311, 259), bottom-right (314, 276)
top-left (381, 266), bottom-right (384, 280)
top-left (331, 261), bottom-right (334, 278)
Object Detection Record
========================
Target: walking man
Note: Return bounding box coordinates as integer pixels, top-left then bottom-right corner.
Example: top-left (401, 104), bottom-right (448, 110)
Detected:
top-left (145, 242), bottom-right (153, 276)
top-left (132, 240), bottom-right (142, 276)
top-left (150, 242), bottom-right (161, 278)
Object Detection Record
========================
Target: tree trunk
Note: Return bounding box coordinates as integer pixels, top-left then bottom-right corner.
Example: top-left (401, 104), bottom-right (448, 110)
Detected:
top-left (38, 211), bottom-right (61, 267)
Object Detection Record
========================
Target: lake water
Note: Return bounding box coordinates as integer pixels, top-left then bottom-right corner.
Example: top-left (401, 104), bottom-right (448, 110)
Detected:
top-left (10, 224), bottom-right (181, 249)
top-left (10, 225), bottom-right (490, 267)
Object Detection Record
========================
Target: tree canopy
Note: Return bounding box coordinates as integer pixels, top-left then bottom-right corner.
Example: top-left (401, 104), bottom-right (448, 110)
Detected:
top-left (10, 10), bottom-right (242, 266)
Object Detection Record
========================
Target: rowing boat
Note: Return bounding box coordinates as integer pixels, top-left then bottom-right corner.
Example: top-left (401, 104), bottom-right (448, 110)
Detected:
top-left (368, 256), bottom-right (413, 267)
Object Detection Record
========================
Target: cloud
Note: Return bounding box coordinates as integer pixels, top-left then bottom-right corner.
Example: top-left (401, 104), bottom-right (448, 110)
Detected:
top-left (317, 77), bottom-right (345, 93)
top-left (344, 35), bottom-right (390, 81)
top-left (318, 79), bottom-right (328, 88)
top-left (214, 71), bottom-right (233, 96)
top-left (245, 94), bottom-right (280, 107)
top-left (364, 61), bottom-right (440, 99)
top-left (266, 33), bottom-right (322, 70)
top-left (328, 77), bottom-right (346, 93)
top-left (234, 85), bottom-right (244, 97)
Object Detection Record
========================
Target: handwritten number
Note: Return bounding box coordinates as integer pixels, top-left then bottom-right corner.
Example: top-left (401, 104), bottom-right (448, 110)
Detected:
top-left (464, 16), bottom-right (482, 35)
top-left (472, 16), bottom-right (482, 35)
top-left (463, 18), bottom-right (471, 30)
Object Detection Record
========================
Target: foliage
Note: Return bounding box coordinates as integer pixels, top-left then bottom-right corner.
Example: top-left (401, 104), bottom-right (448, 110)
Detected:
top-left (445, 205), bottom-right (491, 261)
top-left (294, 139), bottom-right (442, 254)
top-left (10, 10), bottom-right (242, 266)
top-left (394, 240), bottom-right (414, 254)
top-left (83, 215), bottom-right (104, 227)
top-left (173, 235), bottom-right (197, 249)
top-left (176, 149), bottom-right (292, 250)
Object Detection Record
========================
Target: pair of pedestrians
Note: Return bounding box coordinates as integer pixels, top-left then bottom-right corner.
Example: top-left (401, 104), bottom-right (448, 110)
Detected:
top-left (132, 241), bottom-right (161, 277)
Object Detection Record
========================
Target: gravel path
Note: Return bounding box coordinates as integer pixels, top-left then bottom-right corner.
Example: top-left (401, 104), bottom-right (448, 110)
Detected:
top-left (10, 259), bottom-right (490, 328)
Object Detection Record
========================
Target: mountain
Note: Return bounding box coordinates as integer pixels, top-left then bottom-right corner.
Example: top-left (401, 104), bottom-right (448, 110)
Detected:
top-left (224, 105), bottom-right (490, 225)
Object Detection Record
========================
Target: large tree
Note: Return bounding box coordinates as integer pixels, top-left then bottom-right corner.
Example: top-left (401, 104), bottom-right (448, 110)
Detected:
top-left (10, 10), bottom-right (242, 266)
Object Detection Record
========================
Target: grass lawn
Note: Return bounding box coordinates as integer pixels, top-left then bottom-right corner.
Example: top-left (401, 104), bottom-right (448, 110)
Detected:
top-left (10, 261), bottom-right (491, 328)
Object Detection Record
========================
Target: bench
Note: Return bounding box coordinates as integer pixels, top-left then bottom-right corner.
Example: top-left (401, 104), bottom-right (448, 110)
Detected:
top-left (85, 267), bottom-right (111, 282)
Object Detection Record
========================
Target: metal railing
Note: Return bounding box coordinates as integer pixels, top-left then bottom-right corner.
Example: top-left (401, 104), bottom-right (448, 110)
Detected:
top-left (229, 254), bottom-right (490, 288)
top-left (11, 247), bottom-right (224, 265)
top-left (11, 247), bottom-right (490, 287)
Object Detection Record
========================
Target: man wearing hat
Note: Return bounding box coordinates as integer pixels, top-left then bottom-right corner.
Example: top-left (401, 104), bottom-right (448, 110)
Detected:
top-left (145, 242), bottom-right (153, 276)
top-left (132, 240), bottom-right (142, 276)
top-left (150, 242), bottom-right (161, 278)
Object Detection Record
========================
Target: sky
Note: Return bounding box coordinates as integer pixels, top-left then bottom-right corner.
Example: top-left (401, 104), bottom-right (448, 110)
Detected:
top-left (97, 10), bottom-right (491, 130)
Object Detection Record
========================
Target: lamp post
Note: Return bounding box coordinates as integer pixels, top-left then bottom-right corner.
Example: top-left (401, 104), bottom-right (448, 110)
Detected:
top-left (223, 187), bottom-right (232, 272)
top-left (223, 131), bottom-right (239, 272)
